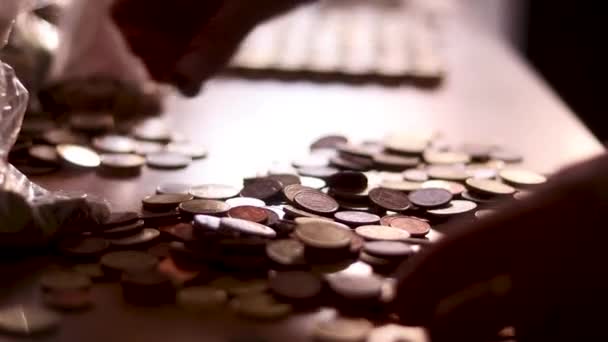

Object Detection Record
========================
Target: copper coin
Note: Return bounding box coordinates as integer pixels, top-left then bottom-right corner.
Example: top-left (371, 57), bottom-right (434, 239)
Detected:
top-left (422, 180), bottom-right (466, 195)
top-left (226, 197), bottom-right (266, 208)
top-left (282, 205), bottom-right (324, 219)
top-left (189, 184), bottom-right (240, 200)
top-left (283, 184), bottom-right (316, 203)
top-left (465, 178), bottom-right (515, 196)
top-left (297, 166), bottom-right (339, 179)
top-left (269, 271), bottom-right (322, 300)
top-left (329, 186), bottom-right (372, 202)
top-left (179, 200), bottom-right (230, 216)
top-left (146, 152), bottom-right (191, 169)
top-left (328, 171), bottom-right (368, 192)
top-left (219, 218), bottom-right (276, 238)
top-left (143, 193), bottom-right (194, 212)
top-left (294, 191), bottom-right (339, 215)
top-left (373, 154), bottom-right (419, 171)
top-left (102, 211), bottom-right (140, 228)
top-left (158, 223), bottom-right (195, 242)
top-left (102, 219), bottom-right (145, 238)
top-left (334, 211), bottom-right (381, 227)
top-left (310, 135), bottom-right (348, 150)
top-left (110, 228), bottom-right (160, 247)
top-left (56, 144), bottom-right (101, 168)
top-left (330, 155), bottom-right (371, 171)
top-left (240, 178), bottom-right (283, 201)
top-left (363, 241), bottom-right (414, 258)
top-left (388, 217), bottom-right (431, 237)
top-left (266, 239), bottom-right (305, 265)
top-left (40, 271), bottom-right (92, 292)
top-left (58, 237), bottom-right (109, 258)
top-left (408, 188), bottom-right (453, 208)
top-left (427, 200), bottom-right (478, 216)
top-left (369, 188), bottom-right (411, 212)
top-left (227, 206), bottom-right (269, 223)
top-left (263, 207), bottom-right (281, 227)
top-left (43, 129), bottom-right (86, 145)
top-left (92, 135), bottom-right (135, 154)
top-left (295, 220), bottom-right (352, 249)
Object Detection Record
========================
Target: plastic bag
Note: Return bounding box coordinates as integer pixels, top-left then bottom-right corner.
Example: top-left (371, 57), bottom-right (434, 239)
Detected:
top-left (1, 1), bottom-right (110, 248)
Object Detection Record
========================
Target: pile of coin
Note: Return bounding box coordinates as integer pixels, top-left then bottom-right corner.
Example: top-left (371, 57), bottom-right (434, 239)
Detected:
top-left (8, 116), bottom-right (206, 176)
top-left (1, 133), bottom-right (544, 340)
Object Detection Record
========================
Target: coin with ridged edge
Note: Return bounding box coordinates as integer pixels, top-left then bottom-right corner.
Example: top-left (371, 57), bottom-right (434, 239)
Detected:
top-left (294, 191), bottom-right (339, 215)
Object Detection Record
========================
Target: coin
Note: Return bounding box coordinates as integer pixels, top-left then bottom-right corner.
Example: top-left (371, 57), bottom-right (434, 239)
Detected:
top-left (266, 174), bottom-right (300, 187)
top-left (355, 225), bottom-right (410, 241)
top-left (28, 145), bottom-right (60, 165)
top-left (110, 228), bottom-right (160, 247)
top-left (43, 128), bottom-right (86, 145)
top-left (427, 200), bottom-right (477, 216)
top-left (379, 179), bottom-right (422, 192)
top-left (167, 142), bottom-right (207, 159)
top-left (58, 237), bottom-right (110, 258)
top-left (330, 155), bottom-right (371, 171)
top-left (423, 150), bottom-right (471, 164)
top-left (426, 164), bottom-right (468, 181)
top-left (220, 218), bottom-right (277, 238)
top-left (132, 119), bottom-right (172, 142)
top-left (388, 217), bottom-right (431, 237)
top-left (146, 152), bottom-right (191, 169)
top-left (310, 135), bottom-right (348, 150)
top-left (240, 178), bottom-right (283, 201)
top-left (227, 206), bottom-right (269, 223)
top-left (402, 169), bottom-right (429, 182)
top-left (294, 191), bottom-right (339, 215)
top-left (292, 154), bottom-right (330, 169)
top-left (92, 135), bottom-right (135, 153)
top-left (489, 150), bottom-right (523, 163)
top-left (313, 317), bottom-right (374, 342)
top-left (465, 164), bottom-right (498, 179)
top-left (177, 286), bottom-right (228, 311)
top-left (368, 324), bottom-right (429, 342)
top-left (465, 178), bottom-right (515, 196)
top-left (369, 188), bottom-right (411, 211)
top-left (179, 200), bottom-right (230, 216)
top-left (384, 135), bottom-right (428, 155)
top-left (475, 209), bottom-right (497, 219)
top-left (461, 191), bottom-right (499, 204)
top-left (283, 205), bottom-right (325, 219)
top-left (295, 220), bottom-right (352, 249)
top-left (408, 188), bottom-right (453, 208)
top-left (269, 271), bottom-right (322, 300)
top-left (338, 144), bottom-right (379, 158)
top-left (421, 180), bottom-right (466, 195)
top-left (189, 184), bottom-right (241, 200)
top-left (363, 241), bottom-right (414, 258)
top-left (73, 264), bottom-right (105, 280)
top-left (297, 166), bottom-right (339, 179)
top-left (69, 113), bottom-right (114, 132)
top-left (156, 183), bottom-right (193, 195)
top-left (226, 197), bottom-right (266, 208)
top-left (100, 153), bottom-right (145, 170)
top-left (101, 251), bottom-right (158, 275)
top-left (334, 211), bottom-right (381, 227)
top-left (327, 273), bottom-right (383, 300)
top-left (0, 305), bottom-right (60, 336)
top-left (328, 171), bottom-right (368, 192)
top-left (142, 193), bottom-right (194, 212)
top-left (230, 294), bottom-right (292, 320)
top-left (102, 219), bottom-right (145, 238)
top-left (283, 184), bottom-right (315, 203)
top-left (56, 144), bottom-right (101, 168)
top-left (499, 167), bottom-right (547, 187)
top-left (300, 176), bottom-right (327, 189)
top-left (373, 154), bottom-right (419, 171)
top-left (210, 277), bottom-right (268, 297)
top-left (133, 140), bottom-right (164, 155)
top-left (40, 271), bottom-right (92, 292)
top-left (193, 214), bottom-right (222, 231)
top-left (266, 239), bottom-right (305, 265)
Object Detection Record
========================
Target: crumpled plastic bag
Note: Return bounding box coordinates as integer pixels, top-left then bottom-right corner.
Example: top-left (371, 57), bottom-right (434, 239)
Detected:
top-left (1, 1), bottom-right (110, 250)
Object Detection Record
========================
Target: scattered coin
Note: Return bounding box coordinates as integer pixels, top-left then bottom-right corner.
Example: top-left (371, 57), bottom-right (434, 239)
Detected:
top-left (210, 277), bottom-right (269, 297)
top-left (387, 217), bottom-right (431, 237)
top-left (102, 219), bottom-right (145, 238)
top-left (266, 174), bottom-right (301, 187)
top-left (100, 153), bottom-right (145, 172)
top-left (363, 241), bottom-right (414, 258)
top-left (310, 135), bottom-right (348, 150)
top-left (355, 225), bottom-right (410, 241)
top-left (369, 188), bottom-right (411, 211)
top-left (189, 184), bottom-right (241, 200)
top-left (421, 180), bottom-right (466, 195)
top-left (379, 179), bottom-right (422, 192)
top-left (146, 152), bottom-right (191, 169)
top-left (475, 209), bottom-right (497, 219)
top-left (297, 166), bottom-right (339, 179)
top-left (167, 142), bottom-right (207, 159)
top-left (465, 164), bottom-right (498, 179)
top-left (0, 305), bottom-right (61, 336)
top-left (228, 206), bottom-right (269, 223)
top-left (142, 193), bottom-right (194, 212)
top-left (300, 176), bottom-right (327, 189)
top-left (465, 178), bottom-right (515, 196)
top-left (101, 251), bottom-right (158, 275)
top-left (328, 171), bottom-right (368, 192)
top-left (58, 237), bottom-right (110, 258)
top-left (40, 271), bottom-right (92, 292)
top-left (92, 135), bottom-right (135, 153)
top-left (282, 184), bottom-right (315, 203)
top-left (313, 317), bottom-right (373, 342)
top-left (28, 145), bottom-right (60, 165)
top-left (179, 200), bottom-right (230, 216)
top-left (427, 200), bottom-right (477, 216)
top-left (177, 286), bottom-right (228, 311)
top-left (56, 144), bottom-right (101, 168)
top-left (334, 211), bottom-right (381, 227)
top-left (384, 134), bottom-right (428, 155)
top-left (408, 188), bottom-right (453, 208)
top-left (513, 191), bottom-right (533, 200)
top-left (220, 218), bottom-right (277, 238)
top-left (283, 205), bottom-right (325, 219)
top-left (226, 197), bottom-right (266, 208)
top-left (489, 150), bottom-right (523, 163)
top-left (269, 271), bottom-right (322, 300)
top-left (294, 191), bottom-right (339, 215)
top-left (423, 149), bottom-right (470, 164)
top-left (240, 179), bottom-right (283, 201)
top-left (266, 239), bottom-right (305, 266)
top-left (110, 228), bottom-right (160, 247)
top-left (327, 273), bottom-right (383, 300)
top-left (499, 167), bottom-right (547, 187)
top-left (156, 183), bottom-right (193, 195)
top-left (426, 164), bottom-right (468, 181)
top-left (368, 324), bottom-right (429, 342)
top-left (295, 220), bottom-right (352, 249)
top-left (402, 169), bottom-right (429, 182)
top-left (373, 154), bottom-right (419, 171)
top-left (461, 191), bottom-right (499, 204)
top-left (230, 294), bottom-right (292, 320)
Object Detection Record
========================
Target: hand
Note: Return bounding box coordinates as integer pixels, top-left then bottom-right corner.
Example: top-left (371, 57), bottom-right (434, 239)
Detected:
top-left (394, 153), bottom-right (608, 341)
top-left (112, 0), bottom-right (308, 97)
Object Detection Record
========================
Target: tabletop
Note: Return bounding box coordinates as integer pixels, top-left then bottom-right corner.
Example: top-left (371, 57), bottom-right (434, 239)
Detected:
top-left (1, 2), bottom-right (604, 342)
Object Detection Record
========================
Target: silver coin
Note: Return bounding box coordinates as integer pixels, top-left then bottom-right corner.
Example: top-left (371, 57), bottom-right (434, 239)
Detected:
top-left (146, 152), bottom-right (191, 169)
top-left (56, 144), bottom-right (101, 168)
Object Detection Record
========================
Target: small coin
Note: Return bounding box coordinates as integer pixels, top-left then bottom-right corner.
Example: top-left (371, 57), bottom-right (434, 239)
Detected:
top-left (179, 200), bottom-right (230, 216)
top-left (334, 211), bottom-right (381, 227)
top-left (56, 144), bottom-right (101, 168)
top-left (330, 155), bottom-right (372, 171)
top-left (283, 184), bottom-right (316, 203)
top-left (0, 305), bottom-right (60, 336)
top-left (475, 209), bottom-right (497, 219)
top-left (40, 271), bottom-right (92, 292)
top-left (143, 193), bottom-right (194, 211)
top-left (283, 205), bottom-right (324, 219)
top-left (100, 153), bottom-right (145, 170)
top-left (226, 197), bottom-right (266, 208)
top-left (328, 171), bottom-right (368, 192)
top-left (189, 184), bottom-right (241, 200)
top-left (240, 179), bottom-right (283, 201)
top-left (300, 176), bottom-right (327, 189)
top-left (132, 119), bottom-right (172, 142)
top-left (230, 294), bottom-right (292, 320)
top-left (313, 318), bottom-right (374, 342)
top-left (266, 174), bottom-right (301, 187)
top-left (92, 135), bottom-right (135, 153)
top-left (58, 237), bottom-right (109, 258)
top-left (426, 164), bottom-right (469, 181)
top-left (388, 216), bottom-right (431, 237)
top-left (379, 179), bottom-right (422, 192)
top-left (427, 200), bottom-right (477, 216)
top-left (110, 228), bottom-right (160, 247)
top-left (423, 150), bottom-right (471, 164)
top-left (402, 169), bottom-right (429, 182)
top-left (421, 180), bottom-right (466, 195)
top-left (294, 191), bottom-right (339, 215)
top-left (369, 188), bottom-right (411, 212)
top-left (266, 239), bottom-right (305, 265)
top-left (373, 154), bottom-right (419, 171)
top-left (297, 166), bottom-right (339, 179)
top-left (133, 140), bottom-right (164, 156)
top-left (489, 150), bottom-right (523, 163)
top-left (295, 220), bottom-right (352, 249)
top-left (269, 271), bottom-right (322, 300)
top-left (28, 145), bottom-right (60, 165)
top-left (363, 241), bottom-right (414, 258)
top-left (101, 251), bottom-right (158, 274)
top-left (465, 178), bottom-right (515, 196)
top-left (220, 218), bottom-right (277, 238)
top-left (102, 219), bottom-right (145, 238)
top-left (499, 167), bottom-right (547, 187)
top-left (355, 225), bottom-right (410, 241)
top-left (310, 135), bottom-right (348, 150)
top-left (368, 324), bottom-right (429, 342)
top-left (178, 287), bottom-right (228, 311)
top-left (166, 142), bottom-right (207, 159)
top-left (408, 188), bottom-right (453, 208)
top-left (146, 152), bottom-right (191, 169)
top-left (326, 274), bottom-right (383, 299)
top-left (102, 211), bottom-right (140, 228)
top-left (156, 183), bottom-right (193, 195)
top-left (227, 206), bottom-right (269, 223)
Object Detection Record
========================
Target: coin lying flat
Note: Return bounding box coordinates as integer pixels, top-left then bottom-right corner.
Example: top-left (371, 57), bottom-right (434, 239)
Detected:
top-left (28, 145), bottom-right (60, 164)
top-left (310, 135), bottom-right (348, 150)
top-left (142, 194), bottom-right (194, 212)
top-left (294, 191), bottom-right (339, 215)
top-left (363, 241), bottom-right (414, 258)
top-left (300, 176), bottom-right (327, 189)
top-left (240, 178), bottom-right (283, 201)
top-left (334, 211), bottom-right (381, 227)
top-left (369, 188), bottom-right (411, 211)
top-left (177, 286), bottom-right (228, 311)
top-left (58, 237), bottom-right (110, 258)
top-left (101, 251), bottom-right (158, 274)
top-left (373, 154), bottom-right (419, 171)
top-left (326, 273), bottom-right (383, 300)
top-left (189, 184), bottom-right (241, 200)
top-left (220, 218), bottom-right (277, 238)
top-left (283, 184), bottom-right (315, 203)
top-left (465, 178), bottom-right (515, 196)
top-left (402, 169), bottom-right (429, 182)
top-left (475, 209), bottom-right (497, 219)
top-left (426, 164), bottom-right (469, 181)
top-left (226, 197), bottom-right (266, 208)
top-left (179, 200), bottom-right (230, 216)
top-left (499, 167), bottom-right (547, 187)
top-left (102, 219), bottom-right (145, 238)
top-left (0, 305), bottom-right (61, 336)
top-left (269, 271), bottom-right (322, 300)
top-left (156, 183), bottom-right (193, 195)
top-left (92, 135), bottom-right (135, 154)
top-left (408, 188), bottom-right (453, 208)
top-left (56, 144), bottom-right (101, 168)
top-left (110, 228), bottom-right (160, 247)
top-left (313, 317), bottom-right (374, 342)
top-left (100, 153), bottom-right (145, 171)
top-left (328, 171), bottom-right (368, 192)
top-left (379, 179), bottom-right (422, 192)
top-left (427, 200), bottom-right (477, 216)
top-left (146, 152), bottom-right (191, 169)
top-left (209, 277), bottom-right (268, 297)
top-left (355, 225), bottom-right (410, 241)
top-left (283, 205), bottom-right (325, 219)
top-left (167, 142), bottom-right (207, 159)
top-left (421, 180), bottom-right (466, 195)
top-left (228, 206), bottom-right (268, 223)
top-left (297, 166), bottom-right (339, 179)
top-left (423, 150), bottom-right (471, 165)
top-left (489, 150), bottom-right (523, 163)
top-left (40, 271), bottom-right (92, 292)
top-left (266, 239), bottom-right (305, 266)
top-left (295, 220), bottom-right (352, 249)
top-left (73, 264), bottom-right (105, 280)
top-left (387, 217), bottom-right (431, 237)
top-left (368, 324), bottom-right (429, 342)
top-left (230, 294), bottom-right (293, 320)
